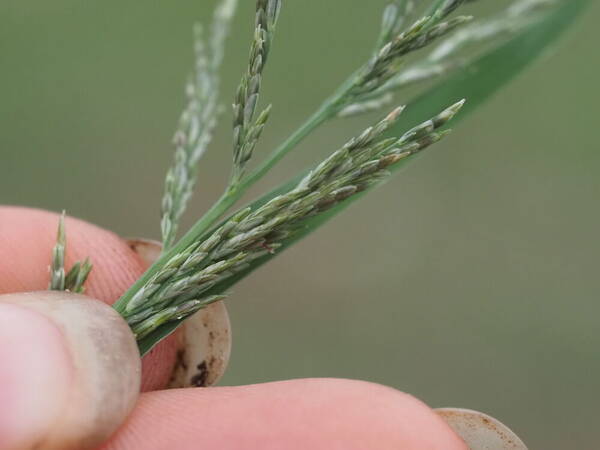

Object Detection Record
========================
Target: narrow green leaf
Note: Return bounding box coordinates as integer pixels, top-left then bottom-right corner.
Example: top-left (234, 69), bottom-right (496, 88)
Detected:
top-left (137, 0), bottom-right (589, 356)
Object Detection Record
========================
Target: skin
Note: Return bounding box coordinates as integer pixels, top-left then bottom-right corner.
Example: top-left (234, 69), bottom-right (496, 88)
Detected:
top-left (0, 292), bottom-right (141, 450)
top-left (0, 206), bottom-right (467, 450)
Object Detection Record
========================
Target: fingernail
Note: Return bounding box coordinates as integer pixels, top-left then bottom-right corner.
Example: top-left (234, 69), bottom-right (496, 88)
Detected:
top-left (436, 407), bottom-right (528, 450)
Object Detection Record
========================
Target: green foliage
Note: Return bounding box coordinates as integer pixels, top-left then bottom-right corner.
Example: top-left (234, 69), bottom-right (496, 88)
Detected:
top-left (110, 0), bottom-right (590, 355)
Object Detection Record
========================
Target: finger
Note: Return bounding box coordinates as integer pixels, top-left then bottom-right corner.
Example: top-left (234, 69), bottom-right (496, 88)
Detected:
top-left (0, 206), bottom-right (179, 391)
top-left (103, 379), bottom-right (467, 450)
top-left (0, 292), bottom-right (140, 450)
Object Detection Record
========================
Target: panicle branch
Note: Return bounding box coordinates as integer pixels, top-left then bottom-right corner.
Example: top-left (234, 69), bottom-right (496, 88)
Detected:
top-left (49, 212), bottom-right (67, 291)
top-left (49, 213), bottom-right (93, 293)
top-left (371, 0), bottom-right (557, 94)
top-left (337, 0), bottom-right (475, 116)
top-left (230, 0), bottom-right (281, 186)
top-left (123, 100), bottom-right (464, 338)
top-left (161, 0), bottom-right (239, 250)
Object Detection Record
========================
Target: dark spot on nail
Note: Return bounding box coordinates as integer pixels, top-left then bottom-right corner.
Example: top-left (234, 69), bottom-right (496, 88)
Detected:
top-left (190, 360), bottom-right (209, 387)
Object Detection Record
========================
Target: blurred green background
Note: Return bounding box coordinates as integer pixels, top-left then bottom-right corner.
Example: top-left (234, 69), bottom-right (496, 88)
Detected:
top-left (1, 1), bottom-right (598, 448)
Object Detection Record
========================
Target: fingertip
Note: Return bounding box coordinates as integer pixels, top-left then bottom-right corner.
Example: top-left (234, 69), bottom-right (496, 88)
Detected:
top-left (0, 206), bottom-right (146, 304)
top-left (0, 206), bottom-right (180, 392)
top-left (0, 292), bottom-right (141, 450)
top-left (104, 378), bottom-right (467, 450)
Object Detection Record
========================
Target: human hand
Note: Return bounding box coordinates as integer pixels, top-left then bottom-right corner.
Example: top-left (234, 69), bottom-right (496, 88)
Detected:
top-left (0, 206), bottom-right (467, 450)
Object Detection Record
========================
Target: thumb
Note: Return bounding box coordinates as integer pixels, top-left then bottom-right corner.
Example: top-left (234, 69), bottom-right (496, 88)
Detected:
top-left (0, 291), bottom-right (141, 450)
